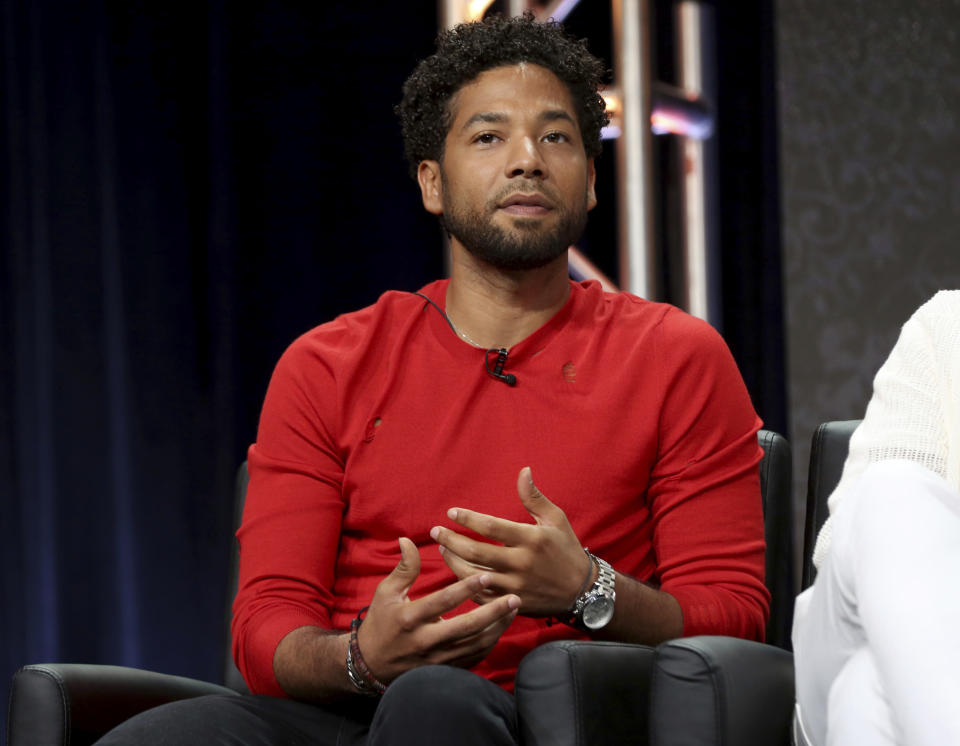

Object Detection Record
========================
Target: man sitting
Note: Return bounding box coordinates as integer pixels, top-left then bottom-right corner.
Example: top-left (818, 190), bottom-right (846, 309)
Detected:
top-left (97, 13), bottom-right (768, 745)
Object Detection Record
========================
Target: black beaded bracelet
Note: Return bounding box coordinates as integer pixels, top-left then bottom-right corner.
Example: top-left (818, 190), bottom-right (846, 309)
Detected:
top-left (346, 606), bottom-right (387, 695)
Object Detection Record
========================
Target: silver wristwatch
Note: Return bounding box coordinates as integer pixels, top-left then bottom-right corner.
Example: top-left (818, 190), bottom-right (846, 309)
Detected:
top-left (573, 553), bottom-right (616, 630)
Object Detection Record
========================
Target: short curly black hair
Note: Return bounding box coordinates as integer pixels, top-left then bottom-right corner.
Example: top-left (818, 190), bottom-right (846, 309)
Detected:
top-left (396, 13), bottom-right (609, 180)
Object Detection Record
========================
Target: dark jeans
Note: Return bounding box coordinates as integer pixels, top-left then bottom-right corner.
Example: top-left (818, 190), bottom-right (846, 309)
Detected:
top-left (94, 665), bottom-right (519, 745)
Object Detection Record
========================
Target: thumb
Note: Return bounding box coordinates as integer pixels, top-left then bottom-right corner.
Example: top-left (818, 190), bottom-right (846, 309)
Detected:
top-left (381, 537), bottom-right (420, 598)
top-left (516, 466), bottom-right (554, 522)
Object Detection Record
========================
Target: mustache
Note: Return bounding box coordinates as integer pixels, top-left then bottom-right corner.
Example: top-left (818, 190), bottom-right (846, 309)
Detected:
top-left (489, 183), bottom-right (560, 207)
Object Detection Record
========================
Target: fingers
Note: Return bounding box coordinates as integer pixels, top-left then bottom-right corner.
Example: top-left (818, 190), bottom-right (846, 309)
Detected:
top-left (440, 600), bottom-right (521, 667)
top-left (397, 536), bottom-right (419, 571)
top-left (440, 507), bottom-right (530, 544)
top-left (431, 524), bottom-right (519, 570)
top-left (438, 545), bottom-right (515, 603)
top-left (409, 570), bottom-right (495, 622)
top-left (412, 595), bottom-right (520, 671)
top-left (432, 467), bottom-right (562, 549)
top-left (376, 537), bottom-right (421, 600)
top-left (516, 466), bottom-right (556, 522)
top-left (391, 586), bottom-right (518, 670)
top-left (438, 544), bottom-right (485, 579)
top-left (377, 538), bottom-right (511, 626)
top-left (428, 592), bottom-right (520, 651)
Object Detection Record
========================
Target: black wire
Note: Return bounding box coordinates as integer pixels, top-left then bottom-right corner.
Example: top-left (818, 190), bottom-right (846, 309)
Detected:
top-left (414, 292), bottom-right (513, 385)
top-left (413, 292), bottom-right (462, 340)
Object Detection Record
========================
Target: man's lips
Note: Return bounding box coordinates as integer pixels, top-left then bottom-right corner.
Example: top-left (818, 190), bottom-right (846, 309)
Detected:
top-left (498, 192), bottom-right (553, 216)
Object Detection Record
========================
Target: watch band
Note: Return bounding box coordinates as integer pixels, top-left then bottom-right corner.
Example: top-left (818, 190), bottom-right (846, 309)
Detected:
top-left (590, 555), bottom-right (616, 598)
top-left (572, 553), bottom-right (616, 630)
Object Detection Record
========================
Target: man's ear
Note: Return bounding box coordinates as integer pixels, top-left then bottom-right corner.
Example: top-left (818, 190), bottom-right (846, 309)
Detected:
top-left (417, 160), bottom-right (443, 215)
top-left (586, 158), bottom-right (597, 212)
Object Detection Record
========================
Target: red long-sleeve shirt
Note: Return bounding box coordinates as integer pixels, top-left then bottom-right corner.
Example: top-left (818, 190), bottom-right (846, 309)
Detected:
top-left (232, 280), bottom-right (769, 697)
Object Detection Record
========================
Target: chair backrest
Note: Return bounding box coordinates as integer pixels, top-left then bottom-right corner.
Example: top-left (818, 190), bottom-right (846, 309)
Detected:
top-left (757, 429), bottom-right (793, 650)
top-left (223, 462), bottom-right (250, 693)
top-left (801, 420), bottom-right (861, 590)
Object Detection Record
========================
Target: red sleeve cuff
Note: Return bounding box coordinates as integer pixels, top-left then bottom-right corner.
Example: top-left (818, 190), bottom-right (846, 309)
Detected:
top-left (667, 584), bottom-right (767, 642)
top-left (235, 606), bottom-right (332, 697)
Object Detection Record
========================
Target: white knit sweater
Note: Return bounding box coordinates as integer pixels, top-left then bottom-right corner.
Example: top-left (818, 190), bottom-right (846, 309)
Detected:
top-left (813, 290), bottom-right (960, 568)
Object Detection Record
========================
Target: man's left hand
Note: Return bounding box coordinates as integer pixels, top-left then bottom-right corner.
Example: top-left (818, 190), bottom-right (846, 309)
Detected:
top-left (429, 466), bottom-right (594, 617)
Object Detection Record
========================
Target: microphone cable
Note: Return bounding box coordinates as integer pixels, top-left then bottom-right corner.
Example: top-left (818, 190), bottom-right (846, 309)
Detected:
top-left (414, 292), bottom-right (517, 387)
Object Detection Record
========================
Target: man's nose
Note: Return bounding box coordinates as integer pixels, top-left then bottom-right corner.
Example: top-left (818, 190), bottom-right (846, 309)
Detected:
top-left (505, 136), bottom-right (546, 178)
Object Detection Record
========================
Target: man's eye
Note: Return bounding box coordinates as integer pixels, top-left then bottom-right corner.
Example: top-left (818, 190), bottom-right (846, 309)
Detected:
top-left (543, 131), bottom-right (569, 143)
top-left (474, 133), bottom-right (500, 144)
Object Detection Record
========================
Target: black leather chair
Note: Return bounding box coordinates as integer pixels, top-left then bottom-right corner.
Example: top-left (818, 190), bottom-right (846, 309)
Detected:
top-left (639, 423), bottom-right (857, 745)
top-left (515, 429), bottom-right (796, 746)
top-left (8, 430), bottom-right (791, 746)
top-left (801, 420), bottom-right (861, 589)
top-left (628, 421), bottom-right (855, 746)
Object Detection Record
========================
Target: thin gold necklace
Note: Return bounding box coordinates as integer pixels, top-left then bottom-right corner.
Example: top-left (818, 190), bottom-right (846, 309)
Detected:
top-left (453, 325), bottom-right (483, 349)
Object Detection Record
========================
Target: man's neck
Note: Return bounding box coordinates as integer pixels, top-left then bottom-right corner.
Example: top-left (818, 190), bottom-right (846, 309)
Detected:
top-left (444, 246), bottom-right (571, 350)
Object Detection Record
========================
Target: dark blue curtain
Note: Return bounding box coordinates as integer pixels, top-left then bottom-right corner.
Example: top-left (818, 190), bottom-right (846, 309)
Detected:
top-left (0, 0), bottom-right (442, 730)
top-left (1, 0), bottom-right (784, 735)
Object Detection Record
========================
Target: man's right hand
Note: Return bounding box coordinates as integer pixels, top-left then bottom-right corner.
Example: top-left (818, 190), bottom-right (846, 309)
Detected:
top-left (357, 537), bottom-right (520, 684)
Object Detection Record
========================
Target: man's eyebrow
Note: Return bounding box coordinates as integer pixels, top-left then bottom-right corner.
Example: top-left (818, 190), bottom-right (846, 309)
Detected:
top-left (540, 109), bottom-right (576, 125)
top-left (459, 109), bottom-right (577, 132)
top-left (460, 112), bottom-right (508, 131)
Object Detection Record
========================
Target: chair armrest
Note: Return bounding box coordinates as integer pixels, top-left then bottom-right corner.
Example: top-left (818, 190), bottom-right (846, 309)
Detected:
top-left (7, 663), bottom-right (240, 746)
top-left (515, 640), bottom-right (656, 746)
top-left (650, 636), bottom-right (795, 746)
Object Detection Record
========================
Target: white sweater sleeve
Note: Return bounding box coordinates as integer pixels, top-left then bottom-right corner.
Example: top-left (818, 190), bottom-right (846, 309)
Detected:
top-left (812, 291), bottom-right (960, 568)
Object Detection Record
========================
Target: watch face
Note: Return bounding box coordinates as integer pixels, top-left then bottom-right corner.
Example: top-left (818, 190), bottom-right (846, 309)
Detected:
top-left (582, 595), bottom-right (615, 629)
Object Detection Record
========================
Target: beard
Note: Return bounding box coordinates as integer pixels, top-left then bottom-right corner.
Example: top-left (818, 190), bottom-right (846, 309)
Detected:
top-left (440, 182), bottom-right (590, 271)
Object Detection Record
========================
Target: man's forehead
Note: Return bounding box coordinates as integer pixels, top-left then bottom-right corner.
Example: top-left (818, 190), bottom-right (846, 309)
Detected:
top-left (446, 63), bottom-right (578, 127)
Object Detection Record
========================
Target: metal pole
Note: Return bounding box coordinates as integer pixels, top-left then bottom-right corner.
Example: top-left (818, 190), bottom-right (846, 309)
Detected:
top-left (439, 0), bottom-right (466, 28)
top-left (612, 0), bottom-right (656, 299)
top-left (676, 1), bottom-right (721, 326)
top-left (534, 0), bottom-right (582, 22)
